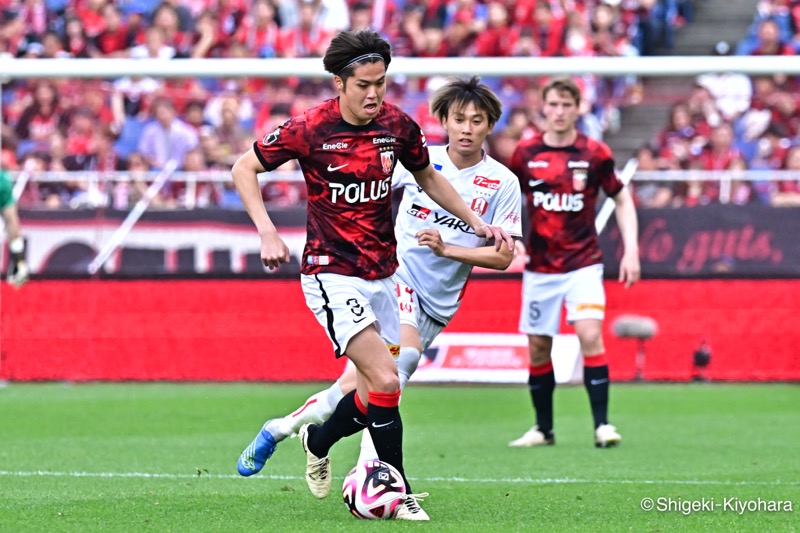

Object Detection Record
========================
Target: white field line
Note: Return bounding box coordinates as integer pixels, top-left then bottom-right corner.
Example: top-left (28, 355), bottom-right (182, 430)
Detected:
top-left (0, 470), bottom-right (797, 486)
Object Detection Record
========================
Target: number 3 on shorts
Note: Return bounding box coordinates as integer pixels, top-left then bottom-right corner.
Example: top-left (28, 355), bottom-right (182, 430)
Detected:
top-left (347, 298), bottom-right (366, 322)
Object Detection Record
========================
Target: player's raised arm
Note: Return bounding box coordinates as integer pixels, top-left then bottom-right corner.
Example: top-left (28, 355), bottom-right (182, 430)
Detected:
top-left (231, 147), bottom-right (289, 270)
top-left (410, 164), bottom-right (514, 252)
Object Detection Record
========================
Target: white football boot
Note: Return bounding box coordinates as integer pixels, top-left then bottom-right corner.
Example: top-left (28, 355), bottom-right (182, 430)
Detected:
top-left (298, 424), bottom-right (331, 498)
top-left (395, 492), bottom-right (430, 521)
top-left (595, 424), bottom-right (622, 448)
top-left (508, 425), bottom-right (555, 447)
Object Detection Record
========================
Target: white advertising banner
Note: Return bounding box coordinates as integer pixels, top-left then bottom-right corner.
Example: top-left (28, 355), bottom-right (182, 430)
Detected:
top-left (413, 333), bottom-right (584, 385)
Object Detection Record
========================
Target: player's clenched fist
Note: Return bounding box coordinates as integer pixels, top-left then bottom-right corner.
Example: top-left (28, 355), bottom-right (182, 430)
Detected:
top-left (416, 229), bottom-right (446, 256)
top-left (260, 231), bottom-right (290, 270)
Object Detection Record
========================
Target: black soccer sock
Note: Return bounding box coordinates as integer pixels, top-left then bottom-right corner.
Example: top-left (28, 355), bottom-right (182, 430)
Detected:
top-left (528, 362), bottom-right (556, 437)
top-left (306, 390), bottom-right (366, 457)
top-left (366, 390), bottom-right (411, 493)
top-left (583, 355), bottom-right (610, 429)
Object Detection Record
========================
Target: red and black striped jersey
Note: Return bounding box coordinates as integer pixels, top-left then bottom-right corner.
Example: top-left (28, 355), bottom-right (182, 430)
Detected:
top-left (510, 132), bottom-right (623, 274)
top-left (254, 97), bottom-right (430, 279)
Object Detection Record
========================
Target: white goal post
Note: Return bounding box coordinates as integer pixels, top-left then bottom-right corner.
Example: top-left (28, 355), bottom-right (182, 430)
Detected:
top-left (2, 55), bottom-right (800, 79)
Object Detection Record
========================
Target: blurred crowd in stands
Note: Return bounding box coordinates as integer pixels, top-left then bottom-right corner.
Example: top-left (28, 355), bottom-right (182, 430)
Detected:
top-left (2, 0), bottom-right (797, 210)
top-left (633, 0), bottom-right (800, 208)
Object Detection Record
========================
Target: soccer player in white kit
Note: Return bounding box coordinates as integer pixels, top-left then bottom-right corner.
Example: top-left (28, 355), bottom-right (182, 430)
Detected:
top-left (237, 76), bottom-right (522, 478)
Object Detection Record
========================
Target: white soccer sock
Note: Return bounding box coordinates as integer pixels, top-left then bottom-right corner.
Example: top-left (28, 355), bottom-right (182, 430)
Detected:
top-left (397, 346), bottom-right (421, 390)
top-left (9, 237), bottom-right (24, 254)
top-left (357, 425), bottom-right (379, 463)
top-left (266, 382), bottom-right (345, 442)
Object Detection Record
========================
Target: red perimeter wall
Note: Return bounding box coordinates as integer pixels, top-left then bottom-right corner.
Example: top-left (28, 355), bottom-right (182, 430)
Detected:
top-left (1, 279), bottom-right (798, 382)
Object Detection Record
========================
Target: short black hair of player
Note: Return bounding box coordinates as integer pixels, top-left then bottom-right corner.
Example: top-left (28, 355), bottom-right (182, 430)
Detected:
top-left (429, 76), bottom-right (503, 127)
top-left (323, 29), bottom-right (392, 83)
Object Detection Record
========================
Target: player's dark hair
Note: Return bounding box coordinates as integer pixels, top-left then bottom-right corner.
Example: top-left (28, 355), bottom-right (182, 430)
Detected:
top-left (542, 77), bottom-right (581, 105)
top-left (429, 76), bottom-right (503, 126)
top-left (323, 29), bottom-right (392, 82)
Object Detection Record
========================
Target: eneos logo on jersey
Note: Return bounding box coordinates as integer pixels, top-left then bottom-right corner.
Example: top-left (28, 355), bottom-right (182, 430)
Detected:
top-left (407, 204), bottom-right (431, 220)
top-left (473, 176), bottom-right (501, 190)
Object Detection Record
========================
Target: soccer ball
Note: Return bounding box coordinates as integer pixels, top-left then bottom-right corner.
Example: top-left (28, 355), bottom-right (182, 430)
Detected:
top-left (342, 459), bottom-right (407, 519)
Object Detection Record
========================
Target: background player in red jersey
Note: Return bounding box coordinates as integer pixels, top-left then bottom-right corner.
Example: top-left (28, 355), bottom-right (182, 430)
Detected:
top-left (231, 30), bottom-right (512, 520)
top-left (508, 78), bottom-right (640, 449)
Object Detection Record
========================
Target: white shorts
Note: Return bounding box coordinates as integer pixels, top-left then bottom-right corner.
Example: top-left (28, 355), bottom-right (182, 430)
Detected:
top-left (519, 263), bottom-right (606, 337)
top-left (397, 280), bottom-right (445, 352)
top-left (301, 273), bottom-right (400, 358)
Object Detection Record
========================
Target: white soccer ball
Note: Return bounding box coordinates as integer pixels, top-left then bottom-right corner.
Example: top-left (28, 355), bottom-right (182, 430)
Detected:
top-left (342, 459), bottom-right (407, 519)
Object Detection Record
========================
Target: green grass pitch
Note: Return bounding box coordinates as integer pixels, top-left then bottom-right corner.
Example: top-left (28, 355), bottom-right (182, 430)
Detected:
top-left (1, 382), bottom-right (798, 532)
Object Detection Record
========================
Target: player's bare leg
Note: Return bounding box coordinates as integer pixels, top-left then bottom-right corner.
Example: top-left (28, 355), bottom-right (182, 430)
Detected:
top-left (575, 318), bottom-right (620, 448)
top-left (358, 323), bottom-right (422, 463)
top-left (509, 334), bottom-right (556, 447)
top-left (301, 326), bottom-right (401, 495)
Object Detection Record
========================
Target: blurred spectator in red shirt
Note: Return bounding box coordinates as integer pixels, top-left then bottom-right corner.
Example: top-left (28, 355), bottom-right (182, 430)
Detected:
top-left (94, 3), bottom-right (134, 57)
top-left (386, 3), bottom-right (426, 57)
top-left (75, 0), bottom-right (107, 38)
top-left (0, 8), bottom-right (28, 57)
top-left (518, 0), bottom-right (565, 57)
top-left (277, 0), bottom-right (333, 57)
top-left (152, 2), bottom-right (193, 57)
top-left (234, 0), bottom-right (280, 58)
top-left (64, 107), bottom-right (96, 156)
top-left (686, 122), bottom-right (748, 206)
top-left (15, 81), bottom-right (63, 157)
top-left (770, 144), bottom-right (800, 206)
top-left (475, 1), bottom-right (515, 56)
top-left (63, 15), bottom-right (97, 57)
top-left (442, 9), bottom-right (477, 56)
top-left (191, 9), bottom-right (227, 58)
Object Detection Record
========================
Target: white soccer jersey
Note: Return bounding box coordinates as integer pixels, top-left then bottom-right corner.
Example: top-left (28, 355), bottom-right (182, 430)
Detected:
top-left (394, 145), bottom-right (522, 325)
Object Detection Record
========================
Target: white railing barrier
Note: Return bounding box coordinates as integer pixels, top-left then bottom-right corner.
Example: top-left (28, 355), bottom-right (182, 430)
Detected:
top-left (87, 160), bottom-right (178, 275)
top-left (7, 168), bottom-right (800, 212)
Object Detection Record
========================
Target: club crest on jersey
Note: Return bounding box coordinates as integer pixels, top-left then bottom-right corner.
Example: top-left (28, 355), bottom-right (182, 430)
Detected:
top-left (471, 197), bottom-right (488, 216)
top-left (407, 203), bottom-right (431, 220)
top-left (380, 150), bottom-right (395, 175)
top-left (572, 168), bottom-right (588, 192)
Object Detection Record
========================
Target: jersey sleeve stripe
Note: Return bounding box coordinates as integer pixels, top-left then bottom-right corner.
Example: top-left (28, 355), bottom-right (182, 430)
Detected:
top-left (252, 141), bottom-right (277, 172)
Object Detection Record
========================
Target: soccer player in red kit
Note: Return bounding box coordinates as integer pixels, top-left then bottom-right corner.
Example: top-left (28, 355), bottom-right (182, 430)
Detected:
top-left (508, 78), bottom-right (640, 449)
top-left (231, 30), bottom-right (513, 520)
